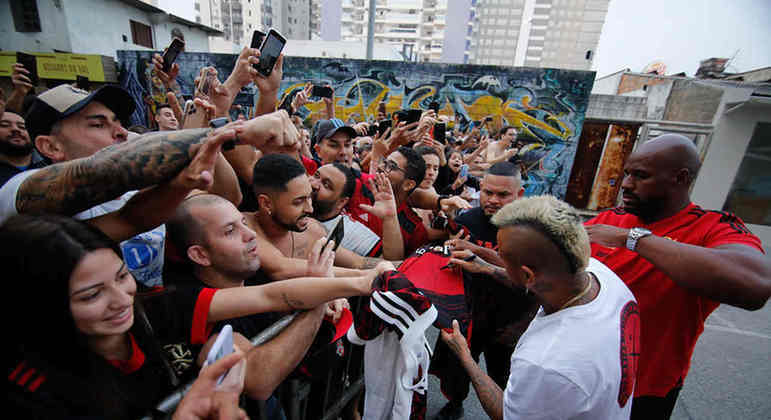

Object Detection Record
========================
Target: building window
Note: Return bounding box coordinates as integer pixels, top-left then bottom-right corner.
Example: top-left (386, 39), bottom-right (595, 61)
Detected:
top-left (130, 20), bottom-right (154, 48)
top-left (723, 122), bottom-right (771, 226)
top-left (10, 0), bottom-right (42, 32)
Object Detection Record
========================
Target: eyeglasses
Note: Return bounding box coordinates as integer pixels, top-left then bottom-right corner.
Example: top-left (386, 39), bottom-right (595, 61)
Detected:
top-left (378, 158), bottom-right (405, 174)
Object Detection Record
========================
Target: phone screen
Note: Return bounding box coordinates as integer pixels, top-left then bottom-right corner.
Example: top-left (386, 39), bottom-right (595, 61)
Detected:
top-left (16, 52), bottom-right (39, 86)
top-left (163, 38), bottom-right (185, 73)
top-left (258, 30), bottom-right (286, 76)
top-left (325, 218), bottom-right (345, 252)
top-left (429, 101), bottom-right (440, 113)
top-left (459, 164), bottom-right (469, 178)
top-left (378, 120), bottom-right (392, 136)
top-left (311, 85), bottom-right (333, 98)
top-left (251, 30), bottom-right (266, 49)
top-left (434, 122), bottom-right (446, 144)
top-left (76, 75), bottom-right (90, 91)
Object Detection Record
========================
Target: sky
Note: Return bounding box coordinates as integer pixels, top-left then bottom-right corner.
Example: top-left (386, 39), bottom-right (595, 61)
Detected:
top-left (160, 0), bottom-right (771, 77)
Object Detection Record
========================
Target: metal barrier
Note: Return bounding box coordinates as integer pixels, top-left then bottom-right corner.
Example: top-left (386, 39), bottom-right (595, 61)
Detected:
top-left (145, 307), bottom-right (366, 420)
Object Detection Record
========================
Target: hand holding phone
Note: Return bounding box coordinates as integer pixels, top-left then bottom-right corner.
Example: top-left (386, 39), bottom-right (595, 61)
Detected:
top-left (434, 122), bottom-right (446, 144)
top-left (16, 52), bottom-right (39, 86)
top-left (162, 38), bottom-right (185, 73)
top-left (256, 28), bottom-right (286, 77)
top-left (204, 325), bottom-right (234, 385)
top-left (459, 164), bottom-right (469, 179)
top-left (325, 217), bottom-right (345, 252)
top-left (311, 85), bottom-right (334, 99)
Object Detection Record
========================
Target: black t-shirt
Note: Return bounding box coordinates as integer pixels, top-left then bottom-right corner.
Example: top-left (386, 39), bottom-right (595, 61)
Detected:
top-left (454, 207), bottom-right (538, 348)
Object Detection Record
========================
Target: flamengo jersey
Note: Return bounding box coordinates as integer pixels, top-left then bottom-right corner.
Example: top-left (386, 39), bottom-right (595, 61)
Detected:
top-left (585, 203), bottom-right (764, 398)
top-left (504, 258), bottom-right (639, 419)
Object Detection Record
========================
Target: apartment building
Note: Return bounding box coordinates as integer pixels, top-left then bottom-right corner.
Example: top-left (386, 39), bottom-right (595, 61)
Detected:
top-left (195, 0), bottom-right (265, 51)
top-left (466, 0), bottom-right (609, 70)
top-left (262, 0), bottom-right (312, 40)
top-left (321, 0), bottom-right (448, 62)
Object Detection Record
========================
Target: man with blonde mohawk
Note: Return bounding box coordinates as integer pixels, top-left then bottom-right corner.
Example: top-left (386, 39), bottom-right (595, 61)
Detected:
top-left (443, 195), bottom-right (640, 420)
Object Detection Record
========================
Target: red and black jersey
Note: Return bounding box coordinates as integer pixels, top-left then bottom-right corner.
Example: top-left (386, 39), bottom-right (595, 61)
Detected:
top-left (587, 203), bottom-right (763, 398)
top-left (368, 201), bottom-right (431, 256)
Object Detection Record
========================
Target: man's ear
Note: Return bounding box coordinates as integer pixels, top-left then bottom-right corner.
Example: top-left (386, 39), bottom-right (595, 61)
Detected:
top-left (402, 179), bottom-right (416, 193)
top-left (334, 196), bottom-right (350, 215)
top-left (521, 265), bottom-right (536, 291)
top-left (35, 135), bottom-right (65, 162)
top-left (187, 245), bottom-right (211, 267)
top-left (675, 168), bottom-right (691, 186)
top-left (257, 193), bottom-right (273, 215)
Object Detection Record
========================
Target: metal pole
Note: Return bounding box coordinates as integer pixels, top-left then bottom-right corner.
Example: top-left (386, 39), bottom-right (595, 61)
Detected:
top-left (366, 0), bottom-right (376, 59)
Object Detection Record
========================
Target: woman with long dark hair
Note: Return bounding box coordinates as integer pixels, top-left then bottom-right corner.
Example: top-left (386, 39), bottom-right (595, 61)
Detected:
top-left (3, 214), bottom-right (245, 419)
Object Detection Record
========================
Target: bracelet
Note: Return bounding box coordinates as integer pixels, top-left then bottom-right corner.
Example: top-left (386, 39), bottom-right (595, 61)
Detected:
top-left (436, 194), bottom-right (450, 211)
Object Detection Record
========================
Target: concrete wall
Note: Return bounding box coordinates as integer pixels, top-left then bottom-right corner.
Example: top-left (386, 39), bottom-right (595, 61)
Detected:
top-left (585, 94), bottom-right (647, 121)
top-left (591, 71), bottom-right (623, 95)
top-left (691, 101), bottom-right (771, 252)
top-left (1, 0), bottom-right (212, 58)
top-left (0, 0), bottom-right (72, 52)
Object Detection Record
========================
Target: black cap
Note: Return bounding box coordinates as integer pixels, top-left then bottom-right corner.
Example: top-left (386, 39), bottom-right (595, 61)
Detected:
top-left (25, 84), bottom-right (135, 141)
top-left (311, 118), bottom-right (357, 148)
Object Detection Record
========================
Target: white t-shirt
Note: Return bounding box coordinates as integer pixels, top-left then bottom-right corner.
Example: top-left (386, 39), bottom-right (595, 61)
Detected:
top-left (0, 170), bottom-right (166, 287)
top-left (319, 213), bottom-right (382, 257)
top-left (503, 258), bottom-right (639, 420)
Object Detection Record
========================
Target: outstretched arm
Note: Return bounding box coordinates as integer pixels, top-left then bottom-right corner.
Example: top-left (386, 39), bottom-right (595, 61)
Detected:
top-left (442, 320), bottom-right (503, 420)
top-left (13, 111), bottom-right (297, 218)
top-left (586, 224), bottom-right (771, 310)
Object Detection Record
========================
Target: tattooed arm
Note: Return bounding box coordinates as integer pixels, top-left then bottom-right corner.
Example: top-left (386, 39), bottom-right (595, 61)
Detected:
top-left (11, 111), bottom-right (298, 218)
top-left (441, 320), bottom-right (504, 420)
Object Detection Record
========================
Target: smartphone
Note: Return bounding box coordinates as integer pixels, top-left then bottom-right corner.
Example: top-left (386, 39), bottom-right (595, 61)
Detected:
top-left (377, 119), bottom-right (392, 136)
top-left (204, 325), bottom-right (234, 384)
top-left (311, 85), bottom-right (334, 98)
top-left (198, 68), bottom-right (216, 97)
top-left (250, 30), bottom-right (266, 49)
top-left (434, 122), bottom-right (446, 144)
top-left (459, 164), bottom-right (469, 179)
top-left (75, 75), bottom-right (90, 91)
top-left (257, 28), bottom-right (286, 77)
top-left (429, 100), bottom-right (440, 114)
top-left (367, 123), bottom-right (378, 137)
top-left (395, 109), bottom-right (422, 124)
top-left (162, 37), bottom-right (185, 73)
top-left (325, 217), bottom-right (345, 252)
top-left (16, 52), bottom-right (39, 86)
top-left (484, 116), bottom-right (493, 123)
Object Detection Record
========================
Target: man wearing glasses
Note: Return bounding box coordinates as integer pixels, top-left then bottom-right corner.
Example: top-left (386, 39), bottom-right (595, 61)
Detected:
top-left (368, 146), bottom-right (429, 255)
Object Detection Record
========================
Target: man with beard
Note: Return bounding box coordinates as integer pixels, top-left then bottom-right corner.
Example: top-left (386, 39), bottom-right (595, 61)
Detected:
top-left (585, 134), bottom-right (771, 420)
top-left (435, 162), bottom-right (539, 420)
top-left (243, 154), bottom-right (394, 281)
top-left (310, 162), bottom-right (405, 260)
top-left (0, 112), bottom-right (43, 186)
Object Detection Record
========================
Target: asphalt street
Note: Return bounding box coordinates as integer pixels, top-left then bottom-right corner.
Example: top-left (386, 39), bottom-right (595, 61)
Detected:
top-left (425, 302), bottom-right (771, 419)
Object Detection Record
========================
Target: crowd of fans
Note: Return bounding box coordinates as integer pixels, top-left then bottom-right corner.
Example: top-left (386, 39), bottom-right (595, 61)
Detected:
top-left (2, 44), bottom-right (769, 420)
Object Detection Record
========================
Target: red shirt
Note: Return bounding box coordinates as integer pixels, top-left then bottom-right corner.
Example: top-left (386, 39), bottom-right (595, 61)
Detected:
top-left (368, 201), bottom-right (430, 256)
top-left (346, 172), bottom-right (377, 230)
top-left (302, 156), bottom-right (319, 176)
top-left (585, 203), bottom-right (763, 397)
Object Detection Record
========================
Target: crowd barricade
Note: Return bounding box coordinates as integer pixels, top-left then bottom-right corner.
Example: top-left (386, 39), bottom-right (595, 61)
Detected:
top-left (145, 298), bottom-right (367, 420)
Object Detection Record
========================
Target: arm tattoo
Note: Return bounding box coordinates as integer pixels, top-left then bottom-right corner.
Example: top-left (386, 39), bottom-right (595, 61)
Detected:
top-left (16, 128), bottom-right (211, 215)
top-left (463, 356), bottom-right (504, 420)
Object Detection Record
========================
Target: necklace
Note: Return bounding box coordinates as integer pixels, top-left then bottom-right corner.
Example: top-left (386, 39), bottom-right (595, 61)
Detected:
top-left (290, 231), bottom-right (295, 257)
top-left (559, 273), bottom-right (594, 311)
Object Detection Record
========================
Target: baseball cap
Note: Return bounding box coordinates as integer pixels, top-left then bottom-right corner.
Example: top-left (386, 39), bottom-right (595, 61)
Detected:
top-left (311, 118), bottom-right (357, 148)
top-left (25, 84), bottom-right (135, 141)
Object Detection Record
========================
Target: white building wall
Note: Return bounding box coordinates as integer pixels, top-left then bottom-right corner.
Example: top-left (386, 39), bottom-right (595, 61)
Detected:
top-left (63, 0), bottom-right (158, 56)
top-left (0, 0), bottom-right (73, 53)
top-left (321, 0), bottom-right (343, 41)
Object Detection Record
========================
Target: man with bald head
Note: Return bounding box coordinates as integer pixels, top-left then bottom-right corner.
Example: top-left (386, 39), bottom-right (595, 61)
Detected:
top-left (585, 134), bottom-right (771, 419)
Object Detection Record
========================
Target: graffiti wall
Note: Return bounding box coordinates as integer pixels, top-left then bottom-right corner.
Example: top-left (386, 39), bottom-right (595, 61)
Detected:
top-left (117, 51), bottom-right (594, 198)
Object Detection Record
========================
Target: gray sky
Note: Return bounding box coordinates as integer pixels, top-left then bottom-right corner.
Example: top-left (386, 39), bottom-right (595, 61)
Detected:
top-left (593, 0), bottom-right (771, 77)
top-left (161, 0), bottom-right (771, 77)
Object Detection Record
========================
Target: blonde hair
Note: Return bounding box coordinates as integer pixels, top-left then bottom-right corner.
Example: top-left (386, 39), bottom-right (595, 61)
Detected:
top-left (491, 195), bottom-right (590, 273)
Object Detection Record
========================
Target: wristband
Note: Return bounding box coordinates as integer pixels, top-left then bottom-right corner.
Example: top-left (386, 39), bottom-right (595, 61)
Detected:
top-left (436, 194), bottom-right (450, 211)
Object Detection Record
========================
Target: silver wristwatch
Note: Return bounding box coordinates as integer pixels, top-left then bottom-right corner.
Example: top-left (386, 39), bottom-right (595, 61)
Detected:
top-left (626, 227), bottom-right (652, 251)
